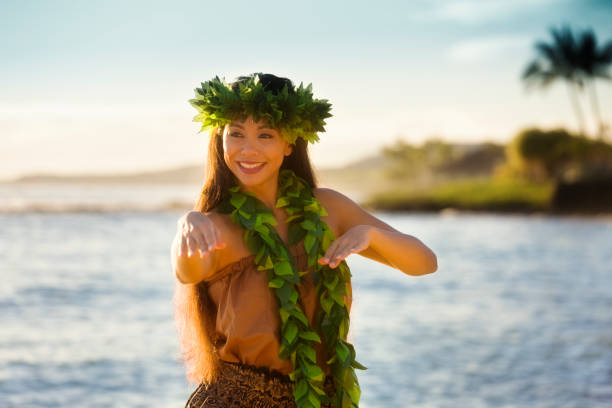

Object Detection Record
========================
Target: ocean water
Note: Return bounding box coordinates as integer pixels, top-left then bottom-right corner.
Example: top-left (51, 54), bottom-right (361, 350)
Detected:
top-left (1, 201), bottom-right (611, 406)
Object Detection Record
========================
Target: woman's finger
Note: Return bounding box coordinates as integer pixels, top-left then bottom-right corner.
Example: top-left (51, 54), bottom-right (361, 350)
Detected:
top-left (329, 244), bottom-right (354, 268)
top-left (320, 239), bottom-right (342, 266)
top-left (191, 231), bottom-right (208, 258)
top-left (213, 224), bottom-right (226, 249)
top-left (178, 234), bottom-right (187, 257)
top-left (185, 234), bottom-right (197, 257)
top-left (200, 221), bottom-right (217, 251)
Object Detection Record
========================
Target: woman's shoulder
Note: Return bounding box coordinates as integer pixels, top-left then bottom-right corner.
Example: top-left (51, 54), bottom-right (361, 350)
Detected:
top-left (311, 187), bottom-right (347, 237)
top-left (312, 187), bottom-right (360, 217)
top-left (312, 187), bottom-right (353, 206)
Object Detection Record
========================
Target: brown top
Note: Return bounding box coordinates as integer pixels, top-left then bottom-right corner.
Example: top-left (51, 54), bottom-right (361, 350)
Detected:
top-left (202, 241), bottom-right (353, 377)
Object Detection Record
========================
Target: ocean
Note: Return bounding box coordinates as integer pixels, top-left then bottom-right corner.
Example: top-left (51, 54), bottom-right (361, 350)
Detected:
top-left (1, 183), bottom-right (611, 407)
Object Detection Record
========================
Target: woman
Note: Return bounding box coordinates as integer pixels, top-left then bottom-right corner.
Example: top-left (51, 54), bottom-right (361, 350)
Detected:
top-left (171, 73), bottom-right (438, 408)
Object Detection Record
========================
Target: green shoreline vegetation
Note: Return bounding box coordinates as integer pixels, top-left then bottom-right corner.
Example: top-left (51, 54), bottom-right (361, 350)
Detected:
top-left (364, 177), bottom-right (556, 213)
top-left (357, 127), bottom-right (612, 214)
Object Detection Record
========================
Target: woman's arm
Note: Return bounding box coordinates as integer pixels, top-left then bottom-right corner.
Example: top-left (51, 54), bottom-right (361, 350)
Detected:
top-left (171, 211), bottom-right (223, 284)
top-left (314, 188), bottom-right (438, 276)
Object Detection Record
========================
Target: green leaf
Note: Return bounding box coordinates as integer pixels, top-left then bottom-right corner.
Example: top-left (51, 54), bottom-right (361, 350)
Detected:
top-left (307, 390), bottom-right (321, 408)
top-left (268, 277), bottom-right (284, 288)
top-left (238, 209), bottom-right (251, 219)
top-left (330, 291), bottom-right (345, 306)
top-left (257, 255), bottom-right (273, 271)
top-left (294, 379), bottom-right (308, 400)
top-left (341, 392), bottom-right (352, 408)
top-left (304, 363), bottom-right (324, 381)
top-left (288, 222), bottom-right (307, 245)
top-left (254, 224), bottom-right (269, 235)
top-left (351, 359), bottom-right (368, 370)
top-left (299, 331), bottom-right (322, 343)
top-left (310, 382), bottom-right (327, 396)
top-left (304, 233), bottom-right (316, 253)
top-left (230, 194), bottom-right (246, 209)
top-left (278, 282), bottom-right (292, 305)
top-left (279, 307), bottom-right (290, 324)
top-left (320, 293), bottom-right (334, 314)
top-left (285, 213), bottom-right (302, 223)
top-left (274, 260), bottom-right (293, 276)
top-left (300, 345), bottom-right (317, 363)
top-left (276, 196), bottom-right (291, 207)
top-left (260, 212), bottom-right (277, 225)
top-left (323, 274), bottom-right (339, 290)
top-left (290, 308), bottom-right (309, 326)
top-left (347, 384), bottom-right (361, 404)
top-left (289, 289), bottom-right (298, 304)
top-left (336, 342), bottom-right (350, 363)
top-left (284, 321), bottom-right (298, 344)
top-left (259, 232), bottom-right (275, 247)
top-left (300, 219), bottom-right (317, 231)
top-left (255, 246), bottom-right (266, 264)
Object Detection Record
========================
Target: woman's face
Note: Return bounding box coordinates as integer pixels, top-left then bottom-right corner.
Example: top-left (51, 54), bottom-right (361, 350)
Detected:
top-left (223, 114), bottom-right (293, 188)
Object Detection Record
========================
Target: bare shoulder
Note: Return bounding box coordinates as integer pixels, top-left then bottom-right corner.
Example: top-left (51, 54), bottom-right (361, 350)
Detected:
top-left (312, 186), bottom-right (399, 235)
top-left (312, 186), bottom-right (365, 221)
top-left (312, 187), bottom-right (357, 209)
top-left (311, 187), bottom-right (346, 237)
top-left (312, 187), bottom-right (378, 238)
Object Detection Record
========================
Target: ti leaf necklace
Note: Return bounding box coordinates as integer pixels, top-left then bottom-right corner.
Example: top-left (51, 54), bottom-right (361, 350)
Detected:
top-left (216, 168), bottom-right (367, 408)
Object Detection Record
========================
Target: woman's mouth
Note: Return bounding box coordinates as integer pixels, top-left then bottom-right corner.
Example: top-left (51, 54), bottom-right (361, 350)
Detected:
top-left (238, 161), bottom-right (266, 174)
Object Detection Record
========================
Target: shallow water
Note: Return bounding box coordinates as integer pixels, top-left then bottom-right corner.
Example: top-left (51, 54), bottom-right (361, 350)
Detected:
top-left (1, 211), bottom-right (611, 407)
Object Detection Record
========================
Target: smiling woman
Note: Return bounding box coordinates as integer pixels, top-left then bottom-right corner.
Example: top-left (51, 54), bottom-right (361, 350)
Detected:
top-left (171, 72), bottom-right (437, 408)
top-left (223, 118), bottom-right (293, 187)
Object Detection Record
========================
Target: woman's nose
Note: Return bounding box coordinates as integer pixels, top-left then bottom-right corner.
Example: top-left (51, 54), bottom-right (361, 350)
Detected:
top-left (240, 137), bottom-right (260, 154)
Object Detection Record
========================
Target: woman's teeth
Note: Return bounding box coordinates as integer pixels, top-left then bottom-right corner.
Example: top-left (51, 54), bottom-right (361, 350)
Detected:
top-left (240, 162), bottom-right (264, 169)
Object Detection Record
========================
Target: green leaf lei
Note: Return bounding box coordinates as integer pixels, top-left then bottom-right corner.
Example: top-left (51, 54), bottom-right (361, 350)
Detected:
top-left (216, 168), bottom-right (367, 408)
top-left (188, 74), bottom-right (333, 145)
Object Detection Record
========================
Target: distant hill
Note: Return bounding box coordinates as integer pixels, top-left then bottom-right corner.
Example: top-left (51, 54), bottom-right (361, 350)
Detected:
top-left (1, 141), bottom-right (506, 203)
top-left (2, 164), bottom-right (206, 184)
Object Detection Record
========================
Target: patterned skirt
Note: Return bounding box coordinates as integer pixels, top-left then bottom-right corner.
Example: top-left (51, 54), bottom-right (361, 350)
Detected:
top-left (184, 360), bottom-right (336, 408)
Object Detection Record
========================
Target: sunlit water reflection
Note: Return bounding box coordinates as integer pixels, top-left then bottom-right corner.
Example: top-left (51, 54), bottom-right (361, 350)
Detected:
top-left (1, 212), bottom-right (611, 407)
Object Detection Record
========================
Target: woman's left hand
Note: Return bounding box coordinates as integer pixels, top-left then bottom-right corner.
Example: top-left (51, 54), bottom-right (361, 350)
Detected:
top-left (318, 225), bottom-right (373, 268)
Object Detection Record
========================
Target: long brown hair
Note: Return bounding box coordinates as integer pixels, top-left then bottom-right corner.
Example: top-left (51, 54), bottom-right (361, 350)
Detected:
top-left (173, 72), bottom-right (320, 385)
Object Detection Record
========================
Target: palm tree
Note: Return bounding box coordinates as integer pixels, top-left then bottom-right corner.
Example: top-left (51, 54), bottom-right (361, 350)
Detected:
top-left (522, 24), bottom-right (612, 140)
top-left (522, 24), bottom-right (588, 137)
top-left (574, 28), bottom-right (612, 140)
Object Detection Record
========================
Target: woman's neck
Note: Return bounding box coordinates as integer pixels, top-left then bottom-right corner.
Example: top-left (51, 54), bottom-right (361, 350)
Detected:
top-left (238, 174), bottom-right (280, 211)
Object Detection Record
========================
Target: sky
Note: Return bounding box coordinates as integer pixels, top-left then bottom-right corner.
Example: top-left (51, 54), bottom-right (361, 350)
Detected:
top-left (1, 0), bottom-right (612, 181)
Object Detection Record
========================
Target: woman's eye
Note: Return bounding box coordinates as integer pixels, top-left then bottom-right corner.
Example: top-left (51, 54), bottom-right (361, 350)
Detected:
top-left (229, 132), bottom-right (273, 139)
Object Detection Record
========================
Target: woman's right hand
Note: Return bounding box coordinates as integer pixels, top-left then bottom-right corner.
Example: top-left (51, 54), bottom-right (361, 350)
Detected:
top-left (175, 210), bottom-right (226, 259)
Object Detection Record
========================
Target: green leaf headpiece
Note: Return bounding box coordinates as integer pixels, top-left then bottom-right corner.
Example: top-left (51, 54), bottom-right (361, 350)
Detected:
top-left (188, 74), bottom-right (333, 145)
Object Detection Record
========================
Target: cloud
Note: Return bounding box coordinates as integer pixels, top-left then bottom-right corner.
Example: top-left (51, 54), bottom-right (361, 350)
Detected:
top-left (447, 35), bottom-right (531, 63)
top-left (409, 0), bottom-right (555, 24)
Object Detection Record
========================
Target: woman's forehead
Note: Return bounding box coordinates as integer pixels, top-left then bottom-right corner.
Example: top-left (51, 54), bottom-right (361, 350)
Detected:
top-left (228, 119), bottom-right (275, 131)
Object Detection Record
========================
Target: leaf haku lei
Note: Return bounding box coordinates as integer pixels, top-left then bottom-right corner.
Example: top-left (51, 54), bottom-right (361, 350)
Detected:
top-left (188, 74), bottom-right (333, 145)
top-left (216, 169), bottom-right (366, 408)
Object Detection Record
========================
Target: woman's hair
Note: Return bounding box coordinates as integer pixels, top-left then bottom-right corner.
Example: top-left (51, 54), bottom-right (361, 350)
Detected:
top-left (173, 72), bottom-right (319, 384)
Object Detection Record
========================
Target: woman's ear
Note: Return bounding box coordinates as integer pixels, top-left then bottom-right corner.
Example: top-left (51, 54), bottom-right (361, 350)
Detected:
top-left (285, 143), bottom-right (293, 156)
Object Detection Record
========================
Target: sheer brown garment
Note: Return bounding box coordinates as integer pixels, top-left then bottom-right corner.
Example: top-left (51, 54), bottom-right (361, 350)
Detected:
top-left (202, 240), bottom-right (353, 378)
